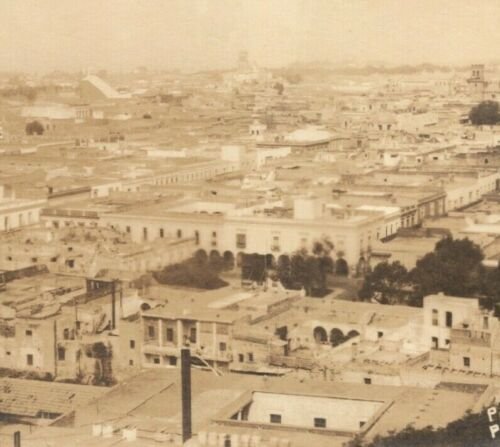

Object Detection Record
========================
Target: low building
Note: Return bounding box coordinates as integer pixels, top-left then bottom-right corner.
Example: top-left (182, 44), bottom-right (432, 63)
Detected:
top-left (102, 195), bottom-right (395, 273)
top-left (0, 185), bottom-right (46, 232)
top-left (119, 286), bottom-right (300, 373)
top-left (0, 272), bottom-right (140, 382)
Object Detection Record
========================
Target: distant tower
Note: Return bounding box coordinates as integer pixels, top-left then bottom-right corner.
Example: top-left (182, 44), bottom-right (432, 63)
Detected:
top-left (467, 64), bottom-right (487, 98)
top-left (470, 64), bottom-right (485, 82)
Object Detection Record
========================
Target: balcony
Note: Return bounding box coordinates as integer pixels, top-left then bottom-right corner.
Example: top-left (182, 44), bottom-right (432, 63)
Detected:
top-left (141, 342), bottom-right (232, 362)
top-left (192, 347), bottom-right (232, 363)
top-left (450, 328), bottom-right (491, 347)
top-left (142, 342), bottom-right (179, 356)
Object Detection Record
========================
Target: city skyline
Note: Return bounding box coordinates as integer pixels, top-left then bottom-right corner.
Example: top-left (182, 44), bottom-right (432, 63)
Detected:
top-left (1, 0), bottom-right (500, 73)
top-left (2, 3), bottom-right (500, 446)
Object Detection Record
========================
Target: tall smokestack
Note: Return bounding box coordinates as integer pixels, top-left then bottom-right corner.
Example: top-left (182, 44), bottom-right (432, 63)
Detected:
top-left (111, 280), bottom-right (116, 330)
top-left (181, 348), bottom-right (192, 444)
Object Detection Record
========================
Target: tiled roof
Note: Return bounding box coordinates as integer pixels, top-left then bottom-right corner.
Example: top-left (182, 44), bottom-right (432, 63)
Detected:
top-left (0, 378), bottom-right (108, 417)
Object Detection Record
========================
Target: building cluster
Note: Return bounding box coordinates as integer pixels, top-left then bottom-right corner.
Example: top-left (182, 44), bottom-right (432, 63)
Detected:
top-left (1, 59), bottom-right (500, 445)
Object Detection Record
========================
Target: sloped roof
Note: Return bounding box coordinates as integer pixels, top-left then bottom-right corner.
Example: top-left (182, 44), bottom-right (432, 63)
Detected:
top-left (0, 378), bottom-right (107, 417)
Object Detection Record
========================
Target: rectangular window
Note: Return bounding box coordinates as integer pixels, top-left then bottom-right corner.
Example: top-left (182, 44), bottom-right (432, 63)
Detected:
top-left (432, 336), bottom-right (438, 349)
top-left (153, 357), bottom-right (160, 364)
top-left (159, 228), bottom-right (164, 238)
top-left (248, 353), bottom-right (254, 362)
top-left (314, 418), bottom-right (327, 428)
top-left (129, 359), bottom-right (134, 366)
top-left (148, 325), bottom-right (156, 339)
top-left (238, 354), bottom-right (244, 362)
top-left (364, 377), bottom-right (372, 385)
top-left (166, 328), bottom-right (174, 342)
top-left (463, 357), bottom-right (470, 368)
top-left (484, 316), bottom-right (489, 330)
top-left (189, 328), bottom-right (197, 343)
top-left (236, 233), bottom-right (246, 249)
top-left (377, 331), bottom-right (383, 339)
top-left (270, 414), bottom-right (282, 424)
top-left (271, 236), bottom-right (280, 252)
top-left (177, 229), bottom-right (182, 238)
top-left (130, 340), bottom-right (135, 349)
top-left (25, 330), bottom-right (32, 336)
top-left (143, 227), bottom-right (148, 241)
top-left (27, 354), bottom-right (33, 366)
top-left (58, 347), bottom-right (66, 361)
top-left (126, 226), bottom-right (131, 233)
top-left (445, 311), bottom-right (453, 328)
top-left (219, 342), bottom-right (227, 352)
top-left (432, 309), bottom-right (438, 326)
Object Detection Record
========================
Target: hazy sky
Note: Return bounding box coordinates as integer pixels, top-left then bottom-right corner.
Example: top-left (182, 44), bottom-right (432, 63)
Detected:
top-left (0, 0), bottom-right (499, 72)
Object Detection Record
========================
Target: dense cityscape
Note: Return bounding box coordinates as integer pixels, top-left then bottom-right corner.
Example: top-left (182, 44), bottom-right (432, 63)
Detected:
top-left (2, 1), bottom-right (500, 446)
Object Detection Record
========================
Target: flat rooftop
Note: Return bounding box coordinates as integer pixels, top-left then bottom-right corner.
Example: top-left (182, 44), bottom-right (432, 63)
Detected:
top-left (15, 368), bottom-right (479, 447)
top-left (142, 285), bottom-right (299, 324)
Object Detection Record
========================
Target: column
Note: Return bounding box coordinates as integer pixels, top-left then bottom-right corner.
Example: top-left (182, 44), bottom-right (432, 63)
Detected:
top-left (196, 321), bottom-right (201, 350)
top-left (158, 319), bottom-right (163, 347)
top-left (212, 323), bottom-right (217, 358)
top-left (177, 320), bottom-right (183, 348)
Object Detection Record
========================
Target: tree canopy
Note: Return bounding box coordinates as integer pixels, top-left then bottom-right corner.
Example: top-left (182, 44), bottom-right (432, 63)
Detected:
top-left (273, 82), bottom-right (284, 95)
top-left (275, 239), bottom-right (334, 296)
top-left (358, 261), bottom-right (409, 305)
top-left (469, 100), bottom-right (500, 126)
top-left (25, 120), bottom-right (44, 135)
top-left (153, 253), bottom-right (228, 290)
top-left (358, 237), bottom-right (500, 307)
top-left (409, 236), bottom-right (485, 304)
top-left (243, 238), bottom-right (335, 297)
top-left (348, 407), bottom-right (497, 447)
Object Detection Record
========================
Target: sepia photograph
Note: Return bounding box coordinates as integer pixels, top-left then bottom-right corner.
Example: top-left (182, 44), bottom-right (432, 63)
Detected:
top-left (1, 0), bottom-right (500, 445)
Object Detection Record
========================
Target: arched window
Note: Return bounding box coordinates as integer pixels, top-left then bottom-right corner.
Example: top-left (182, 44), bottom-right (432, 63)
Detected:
top-left (313, 327), bottom-right (328, 344)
